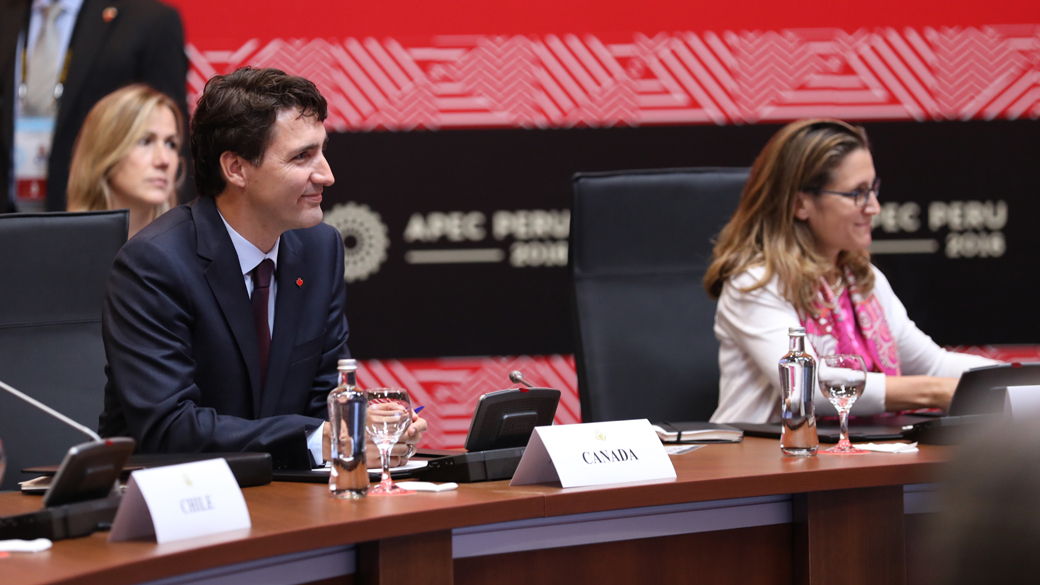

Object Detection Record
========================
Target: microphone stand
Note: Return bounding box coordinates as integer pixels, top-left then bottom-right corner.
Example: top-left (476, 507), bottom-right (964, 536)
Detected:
top-left (0, 379), bottom-right (101, 442)
top-left (0, 378), bottom-right (135, 541)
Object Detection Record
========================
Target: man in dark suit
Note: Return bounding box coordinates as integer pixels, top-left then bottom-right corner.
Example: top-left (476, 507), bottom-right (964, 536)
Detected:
top-left (99, 67), bottom-right (424, 469)
top-left (0, 0), bottom-right (190, 213)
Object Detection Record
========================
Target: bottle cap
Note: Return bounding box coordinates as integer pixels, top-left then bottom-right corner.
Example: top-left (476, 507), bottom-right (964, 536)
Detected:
top-left (788, 327), bottom-right (806, 336)
top-left (337, 358), bottom-right (357, 371)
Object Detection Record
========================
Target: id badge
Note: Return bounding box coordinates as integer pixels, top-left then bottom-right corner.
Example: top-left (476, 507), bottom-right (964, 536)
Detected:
top-left (14, 116), bottom-right (55, 209)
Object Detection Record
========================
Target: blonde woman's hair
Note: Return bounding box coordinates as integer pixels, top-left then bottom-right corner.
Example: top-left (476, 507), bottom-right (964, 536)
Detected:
top-left (703, 119), bottom-right (875, 317)
top-left (66, 84), bottom-right (183, 215)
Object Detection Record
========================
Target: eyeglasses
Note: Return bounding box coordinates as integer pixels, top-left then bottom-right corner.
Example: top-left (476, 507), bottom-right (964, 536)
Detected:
top-left (815, 177), bottom-right (881, 208)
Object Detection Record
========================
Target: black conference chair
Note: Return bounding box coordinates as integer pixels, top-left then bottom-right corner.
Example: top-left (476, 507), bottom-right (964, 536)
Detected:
top-left (0, 211), bottom-right (128, 491)
top-left (570, 168), bottom-right (749, 424)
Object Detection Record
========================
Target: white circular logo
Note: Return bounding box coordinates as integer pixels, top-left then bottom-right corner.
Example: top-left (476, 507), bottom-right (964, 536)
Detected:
top-left (323, 202), bottom-right (389, 282)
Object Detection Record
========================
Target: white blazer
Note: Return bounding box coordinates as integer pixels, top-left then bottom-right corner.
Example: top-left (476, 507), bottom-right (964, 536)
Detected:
top-left (709, 265), bottom-right (998, 424)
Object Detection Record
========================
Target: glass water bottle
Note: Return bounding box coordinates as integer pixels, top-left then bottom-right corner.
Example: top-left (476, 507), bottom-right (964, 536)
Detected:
top-left (779, 327), bottom-right (819, 456)
top-left (328, 358), bottom-right (368, 498)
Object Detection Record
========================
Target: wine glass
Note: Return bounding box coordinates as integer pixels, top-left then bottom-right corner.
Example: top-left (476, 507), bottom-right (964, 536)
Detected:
top-left (365, 388), bottom-right (414, 496)
top-left (818, 355), bottom-right (869, 455)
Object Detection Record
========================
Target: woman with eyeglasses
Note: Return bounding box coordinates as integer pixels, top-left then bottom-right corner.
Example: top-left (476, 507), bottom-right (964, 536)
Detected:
top-left (703, 119), bottom-right (998, 424)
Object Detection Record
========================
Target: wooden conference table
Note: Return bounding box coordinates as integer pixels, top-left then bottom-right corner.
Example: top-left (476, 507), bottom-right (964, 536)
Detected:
top-left (0, 437), bottom-right (947, 585)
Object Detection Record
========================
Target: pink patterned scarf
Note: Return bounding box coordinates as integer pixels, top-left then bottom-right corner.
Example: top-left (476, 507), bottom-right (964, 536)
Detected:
top-left (800, 268), bottom-right (901, 375)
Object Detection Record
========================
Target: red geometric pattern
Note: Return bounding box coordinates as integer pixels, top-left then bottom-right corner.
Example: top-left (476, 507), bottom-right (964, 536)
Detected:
top-left (945, 345), bottom-right (1040, 363)
top-left (360, 346), bottom-right (1039, 449)
top-left (186, 26), bottom-right (1040, 130)
top-left (356, 355), bottom-right (580, 449)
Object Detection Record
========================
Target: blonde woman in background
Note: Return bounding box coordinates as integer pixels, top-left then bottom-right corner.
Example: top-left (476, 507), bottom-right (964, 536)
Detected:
top-left (704, 119), bottom-right (998, 424)
top-left (67, 85), bottom-right (183, 238)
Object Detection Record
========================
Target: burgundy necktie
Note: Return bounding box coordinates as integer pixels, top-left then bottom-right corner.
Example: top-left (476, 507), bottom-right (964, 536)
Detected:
top-left (251, 259), bottom-right (274, 390)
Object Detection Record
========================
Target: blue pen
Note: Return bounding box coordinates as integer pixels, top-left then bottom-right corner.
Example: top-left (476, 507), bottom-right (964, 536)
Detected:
top-left (414, 405), bottom-right (425, 413)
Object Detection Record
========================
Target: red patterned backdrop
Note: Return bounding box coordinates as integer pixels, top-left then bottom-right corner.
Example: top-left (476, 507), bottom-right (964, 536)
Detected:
top-left (163, 0), bottom-right (1040, 448)
top-left (181, 27), bottom-right (1040, 130)
top-left (366, 348), bottom-right (1038, 449)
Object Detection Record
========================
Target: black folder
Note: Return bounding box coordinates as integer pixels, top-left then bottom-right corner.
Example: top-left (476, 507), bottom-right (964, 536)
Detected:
top-left (23, 452), bottom-right (273, 489)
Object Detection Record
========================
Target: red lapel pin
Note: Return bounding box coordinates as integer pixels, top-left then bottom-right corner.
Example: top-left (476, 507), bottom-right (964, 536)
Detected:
top-left (102, 7), bottom-right (117, 22)
top-left (296, 278), bottom-right (303, 287)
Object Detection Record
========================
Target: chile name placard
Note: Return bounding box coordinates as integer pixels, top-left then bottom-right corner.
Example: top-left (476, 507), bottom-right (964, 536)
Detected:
top-left (108, 459), bottom-right (250, 544)
top-left (510, 419), bottom-right (676, 488)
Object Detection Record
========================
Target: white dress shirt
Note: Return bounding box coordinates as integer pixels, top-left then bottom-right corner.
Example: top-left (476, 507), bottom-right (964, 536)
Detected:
top-left (219, 212), bottom-right (278, 335)
top-left (710, 264), bottom-right (1000, 424)
top-left (218, 212), bottom-right (324, 465)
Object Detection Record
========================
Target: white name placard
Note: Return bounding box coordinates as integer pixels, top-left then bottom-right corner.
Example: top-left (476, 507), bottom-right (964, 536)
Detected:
top-left (109, 458), bottom-right (251, 544)
top-left (1005, 385), bottom-right (1040, 419)
top-left (510, 419), bottom-right (676, 488)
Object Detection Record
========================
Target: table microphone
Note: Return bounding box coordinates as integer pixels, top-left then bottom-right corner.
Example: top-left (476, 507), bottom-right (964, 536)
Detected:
top-left (509, 370), bottom-right (536, 389)
top-left (0, 378), bottom-right (135, 508)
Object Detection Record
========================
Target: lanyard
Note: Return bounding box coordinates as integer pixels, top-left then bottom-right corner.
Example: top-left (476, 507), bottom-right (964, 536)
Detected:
top-left (17, 15), bottom-right (74, 107)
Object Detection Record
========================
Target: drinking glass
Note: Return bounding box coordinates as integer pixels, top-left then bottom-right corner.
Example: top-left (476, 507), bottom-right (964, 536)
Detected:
top-left (365, 388), bottom-right (414, 496)
top-left (818, 355), bottom-right (869, 455)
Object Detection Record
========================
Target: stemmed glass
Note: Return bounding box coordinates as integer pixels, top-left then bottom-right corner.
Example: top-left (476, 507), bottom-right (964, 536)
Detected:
top-left (818, 355), bottom-right (869, 454)
top-left (365, 388), bottom-right (414, 496)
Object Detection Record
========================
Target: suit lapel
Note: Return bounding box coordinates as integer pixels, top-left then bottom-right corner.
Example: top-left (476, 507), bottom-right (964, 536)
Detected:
top-left (56, 0), bottom-right (116, 134)
top-left (194, 197), bottom-right (264, 417)
top-left (1, 0), bottom-right (30, 167)
top-left (0, 0), bottom-right (29, 94)
top-left (260, 230), bottom-right (306, 417)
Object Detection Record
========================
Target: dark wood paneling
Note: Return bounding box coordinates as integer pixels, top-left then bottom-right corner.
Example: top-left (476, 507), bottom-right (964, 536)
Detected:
top-left (358, 530), bottom-right (452, 585)
top-left (795, 485), bottom-right (906, 585)
top-left (455, 524), bottom-right (792, 585)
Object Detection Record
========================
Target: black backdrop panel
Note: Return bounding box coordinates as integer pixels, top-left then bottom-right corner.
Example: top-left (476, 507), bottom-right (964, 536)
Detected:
top-left (861, 121), bottom-right (1039, 346)
top-left (321, 120), bottom-right (1039, 359)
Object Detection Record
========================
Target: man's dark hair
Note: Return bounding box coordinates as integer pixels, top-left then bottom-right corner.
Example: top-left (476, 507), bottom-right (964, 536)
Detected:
top-left (191, 67), bottom-right (328, 197)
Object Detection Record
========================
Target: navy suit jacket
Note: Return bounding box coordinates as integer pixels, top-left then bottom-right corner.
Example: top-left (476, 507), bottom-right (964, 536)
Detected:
top-left (99, 196), bottom-right (350, 469)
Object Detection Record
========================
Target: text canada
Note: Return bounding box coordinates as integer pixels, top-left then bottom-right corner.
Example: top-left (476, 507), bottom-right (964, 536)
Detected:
top-left (582, 449), bottom-right (640, 464)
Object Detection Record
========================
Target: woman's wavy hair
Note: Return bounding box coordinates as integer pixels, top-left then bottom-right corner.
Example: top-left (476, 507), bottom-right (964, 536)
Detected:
top-left (67, 84), bottom-right (183, 215)
top-left (703, 119), bottom-right (875, 317)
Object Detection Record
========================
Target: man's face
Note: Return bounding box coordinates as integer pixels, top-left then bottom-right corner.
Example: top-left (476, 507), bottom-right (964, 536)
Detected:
top-left (241, 108), bottom-right (333, 235)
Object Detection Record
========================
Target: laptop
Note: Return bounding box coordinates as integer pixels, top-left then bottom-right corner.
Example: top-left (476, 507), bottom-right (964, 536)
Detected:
top-left (735, 413), bottom-right (936, 443)
top-left (947, 363), bottom-right (1040, 416)
top-left (734, 363), bottom-right (1040, 442)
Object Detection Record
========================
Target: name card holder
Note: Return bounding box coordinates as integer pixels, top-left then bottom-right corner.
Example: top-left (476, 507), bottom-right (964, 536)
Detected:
top-left (109, 458), bottom-right (251, 544)
top-left (1005, 385), bottom-right (1040, 419)
top-left (510, 419), bottom-right (676, 488)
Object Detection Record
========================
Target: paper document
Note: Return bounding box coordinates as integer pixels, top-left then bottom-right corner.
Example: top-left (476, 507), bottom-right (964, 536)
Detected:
top-left (395, 481), bottom-right (458, 492)
top-left (856, 442), bottom-right (919, 454)
top-left (665, 445), bottom-right (705, 456)
top-left (0, 538), bottom-right (51, 553)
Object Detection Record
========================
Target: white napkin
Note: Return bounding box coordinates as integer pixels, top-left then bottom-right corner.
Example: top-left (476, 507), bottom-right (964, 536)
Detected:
top-left (856, 442), bottom-right (919, 454)
top-left (395, 481), bottom-right (458, 492)
top-left (0, 538), bottom-right (52, 553)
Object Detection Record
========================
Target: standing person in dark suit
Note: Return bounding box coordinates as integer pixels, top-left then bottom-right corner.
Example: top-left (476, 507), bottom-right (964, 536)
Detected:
top-left (98, 67), bottom-right (426, 470)
top-left (0, 0), bottom-right (190, 213)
